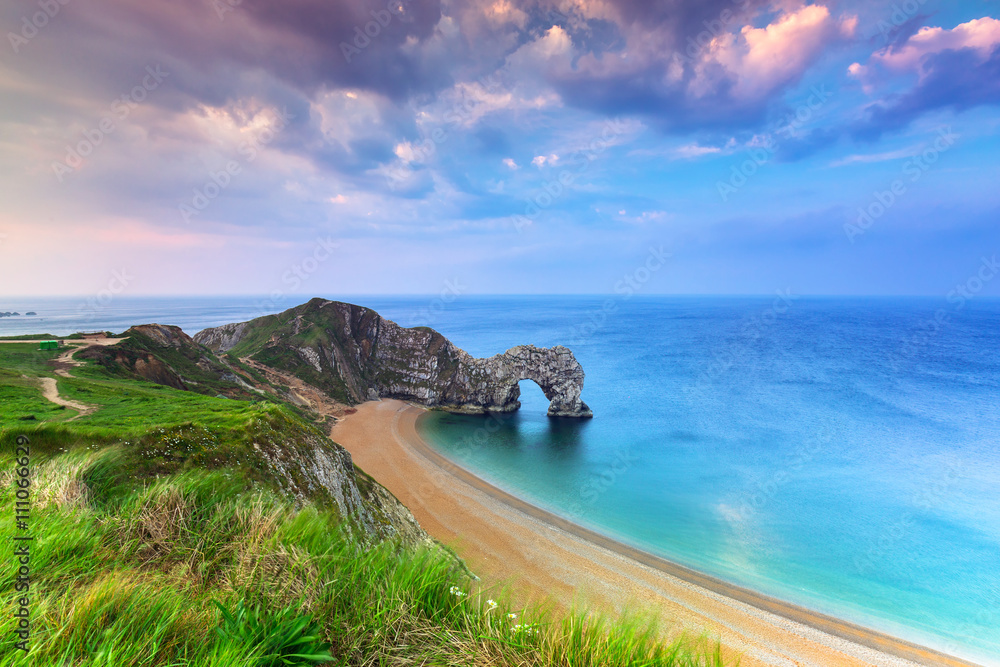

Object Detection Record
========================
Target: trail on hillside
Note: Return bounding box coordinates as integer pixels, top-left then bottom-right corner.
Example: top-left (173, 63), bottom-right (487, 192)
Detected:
top-left (52, 336), bottom-right (125, 378)
top-left (36, 376), bottom-right (95, 421)
top-left (29, 336), bottom-right (127, 420)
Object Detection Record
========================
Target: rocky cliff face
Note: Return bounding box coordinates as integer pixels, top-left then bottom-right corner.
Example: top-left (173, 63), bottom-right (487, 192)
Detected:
top-left (195, 298), bottom-right (592, 418)
top-left (243, 408), bottom-right (430, 549)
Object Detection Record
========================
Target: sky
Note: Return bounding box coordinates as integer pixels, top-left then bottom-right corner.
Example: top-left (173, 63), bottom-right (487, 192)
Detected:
top-left (1, 0), bottom-right (998, 298)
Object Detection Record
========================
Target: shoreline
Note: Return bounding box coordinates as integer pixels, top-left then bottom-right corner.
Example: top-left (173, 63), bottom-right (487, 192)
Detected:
top-left (330, 400), bottom-right (981, 667)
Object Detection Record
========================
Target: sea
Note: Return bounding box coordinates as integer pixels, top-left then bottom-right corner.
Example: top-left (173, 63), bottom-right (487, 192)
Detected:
top-left (2, 294), bottom-right (998, 664)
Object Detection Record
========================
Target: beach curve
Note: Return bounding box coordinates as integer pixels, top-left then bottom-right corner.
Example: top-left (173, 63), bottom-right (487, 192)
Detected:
top-left (329, 399), bottom-right (981, 667)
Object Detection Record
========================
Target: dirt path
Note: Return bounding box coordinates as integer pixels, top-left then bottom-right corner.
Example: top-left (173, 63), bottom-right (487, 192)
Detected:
top-left (11, 336), bottom-right (127, 420)
top-left (330, 400), bottom-right (979, 667)
top-left (51, 336), bottom-right (126, 378)
top-left (35, 376), bottom-right (96, 421)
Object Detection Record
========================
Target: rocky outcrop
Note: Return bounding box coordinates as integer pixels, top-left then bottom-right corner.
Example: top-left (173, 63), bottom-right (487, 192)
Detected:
top-left (128, 323), bottom-right (192, 348)
top-left (195, 298), bottom-right (593, 418)
top-left (246, 412), bottom-right (430, 548)
top-left (78, 324), bottom-right (262, 399)
top-left (434, 344), bottom-right (592, 417)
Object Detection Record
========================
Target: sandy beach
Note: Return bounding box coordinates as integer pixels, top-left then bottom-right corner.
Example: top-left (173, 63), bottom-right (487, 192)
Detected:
top-left (330, 400), bottom-right (979, 667)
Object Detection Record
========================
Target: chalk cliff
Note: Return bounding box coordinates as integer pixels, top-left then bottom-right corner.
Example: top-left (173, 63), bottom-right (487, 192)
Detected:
top-left (194, 298), bottom-right (593, 418)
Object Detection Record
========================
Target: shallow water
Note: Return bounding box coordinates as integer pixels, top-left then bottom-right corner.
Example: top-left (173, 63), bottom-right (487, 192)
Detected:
top-left (413, 296), bottom-right (1000, 665)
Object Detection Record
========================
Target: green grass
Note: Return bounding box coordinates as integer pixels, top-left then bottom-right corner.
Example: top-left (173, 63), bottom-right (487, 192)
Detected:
top-left (0, 343), bottom-right (63, 374)
top-left (0, 340), bottom-right (278, 433)
top-left (0, 340), bottom-right (734, 667)
top-left (0, 344), bottom-right (78, 425)
top-left (0, 378), bottom-right (74, 425)
top-left (0, 454), bottom-right (729, 667)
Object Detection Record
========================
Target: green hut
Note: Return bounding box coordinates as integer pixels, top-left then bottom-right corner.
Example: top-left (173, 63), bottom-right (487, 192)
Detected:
top-left (39, 341), bottom-right (59, 351)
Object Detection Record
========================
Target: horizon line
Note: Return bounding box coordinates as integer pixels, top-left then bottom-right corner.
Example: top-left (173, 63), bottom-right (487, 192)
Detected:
top-left (2, 293), bottom-right (999, 300)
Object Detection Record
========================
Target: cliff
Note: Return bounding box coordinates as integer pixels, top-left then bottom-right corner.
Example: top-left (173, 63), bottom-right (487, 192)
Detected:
top-left (194, 298), bottom-right (593, 418)
top-left (78, 324), bottom-right (432, 549)
top-left (230, 405), bottom-right (430, 549)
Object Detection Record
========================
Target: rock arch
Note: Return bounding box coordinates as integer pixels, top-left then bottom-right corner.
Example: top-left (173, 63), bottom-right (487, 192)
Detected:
top-left (441, 345), bottom-right (593, 418)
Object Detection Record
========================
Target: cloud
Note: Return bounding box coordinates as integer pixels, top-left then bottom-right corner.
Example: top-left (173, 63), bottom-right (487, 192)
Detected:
top-left (851, 17), bottom-right (1000, 138)
top-left (673, 143), bottom-right (724, 158)
top-left (631, 140), bottom-right (734, 160)
top-left (0, 0), bottom-right (861, 215)
top-left (708, 5), bottom-right (855, 100)
top-left (872, 17), bottom-right (1000, 72)
top-left (6, 0), bottom-right (983, 278)
top-left (828, 146), bottom-right (920, 167)
top-left (532, 2), bottom-right (855, 132)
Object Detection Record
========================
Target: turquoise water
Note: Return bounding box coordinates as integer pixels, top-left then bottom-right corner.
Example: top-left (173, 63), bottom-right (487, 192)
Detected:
top-left (411, 296), bottom-right (1000, 665)
top-left (3, 294), bottom-right (998, 663)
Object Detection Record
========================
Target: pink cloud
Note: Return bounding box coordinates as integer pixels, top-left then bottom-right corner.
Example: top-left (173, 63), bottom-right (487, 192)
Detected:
top-left (874, 17), bottom-right (1000, 73)
top-left (708, 4), bottom-right (855, 100)
top-left (521, 1), bottom-right (854, 125)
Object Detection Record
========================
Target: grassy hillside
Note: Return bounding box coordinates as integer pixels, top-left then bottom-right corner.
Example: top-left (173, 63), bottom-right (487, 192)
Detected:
top-left (218, 301), bottom-right (382, 404)
top-left (77, 325), bottom-right (267, 400)
top-left (0, 339), bottom-right (730, 666)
